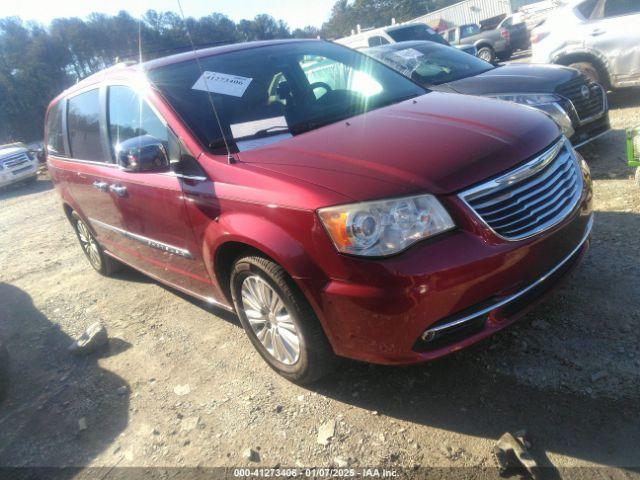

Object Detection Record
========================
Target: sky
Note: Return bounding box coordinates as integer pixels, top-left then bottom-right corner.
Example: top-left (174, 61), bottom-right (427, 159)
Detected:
top-left (1, 0), bottom-right (337, 29)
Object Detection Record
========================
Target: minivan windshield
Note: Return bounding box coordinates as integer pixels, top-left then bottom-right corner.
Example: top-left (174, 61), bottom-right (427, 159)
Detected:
top-left (147, 41), bottom-right (426, 153)
top-left (364, 41), bottom-right (494, 86)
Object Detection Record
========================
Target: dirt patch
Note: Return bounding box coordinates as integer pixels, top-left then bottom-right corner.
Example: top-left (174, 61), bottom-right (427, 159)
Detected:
top-left (0, 94), bottom-right (639, 473)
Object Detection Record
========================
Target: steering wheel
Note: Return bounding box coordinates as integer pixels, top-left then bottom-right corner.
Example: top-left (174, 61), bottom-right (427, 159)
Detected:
top-left (308, 81), bottom-right (332, 98)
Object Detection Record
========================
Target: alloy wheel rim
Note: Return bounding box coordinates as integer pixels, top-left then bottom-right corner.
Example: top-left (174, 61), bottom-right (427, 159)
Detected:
top-left (76, 219), bottom-right (102, 269)
top-left (479, 50), bottom-right (492, 62)
top-left (240, 275), bottom-right (300, 365)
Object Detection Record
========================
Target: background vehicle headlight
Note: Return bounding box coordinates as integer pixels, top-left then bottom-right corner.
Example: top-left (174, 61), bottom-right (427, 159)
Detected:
top-left (488, 93), bottom-right (560, 106)
top-left (318, 194), bottom-right (454, 257)
top-left (487, 93), bottom-right (574, 138)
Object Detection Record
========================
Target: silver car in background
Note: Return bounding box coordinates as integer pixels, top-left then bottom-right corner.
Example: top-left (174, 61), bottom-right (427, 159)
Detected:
top-left (0, 143), bottom-right (39, 188)
top-left (531, 0), bottom-right (640, 89)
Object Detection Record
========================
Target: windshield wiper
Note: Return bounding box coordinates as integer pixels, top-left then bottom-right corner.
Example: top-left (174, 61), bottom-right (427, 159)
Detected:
top-left (252, 125), bottom-right (290, 137)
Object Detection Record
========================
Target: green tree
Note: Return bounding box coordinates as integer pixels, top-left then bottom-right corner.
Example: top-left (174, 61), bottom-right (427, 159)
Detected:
top-left (0, 9), bottom-right (298, 142)
top-left (321, 0), bottom-right (458, 38)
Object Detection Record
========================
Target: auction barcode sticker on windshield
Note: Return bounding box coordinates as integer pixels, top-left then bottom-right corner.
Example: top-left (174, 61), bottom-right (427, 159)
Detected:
top-left (192, 71), bottom-right (252, 97)
top-left (394, 48), bottom-right (424, 61)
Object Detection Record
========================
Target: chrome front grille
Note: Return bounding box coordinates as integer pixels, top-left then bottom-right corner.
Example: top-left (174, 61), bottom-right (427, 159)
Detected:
top-left (460, 138), bottom-right (583, 241)
top-left (556, 75), bottom-right (606, 123)
top-left (1, 151), bottom-right (30, 169)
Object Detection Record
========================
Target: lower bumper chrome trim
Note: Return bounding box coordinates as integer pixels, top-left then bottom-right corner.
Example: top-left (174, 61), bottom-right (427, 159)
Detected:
top-left (422, 214), bottom-right (593, 339)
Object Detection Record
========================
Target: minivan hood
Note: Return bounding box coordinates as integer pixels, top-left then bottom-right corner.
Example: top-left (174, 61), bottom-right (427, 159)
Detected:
top-left (237, 92), bottom-right (560, 201)
top-left (444, 64), bottom-right (580, 95)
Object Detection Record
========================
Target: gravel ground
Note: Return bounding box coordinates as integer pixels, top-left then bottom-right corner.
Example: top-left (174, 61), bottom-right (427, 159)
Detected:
top-left (0, 88), bottom-right (639, 477)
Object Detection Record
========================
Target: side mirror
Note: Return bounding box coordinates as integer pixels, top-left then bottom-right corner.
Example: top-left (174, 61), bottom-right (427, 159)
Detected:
top-left (115, 135), bottom-right (170, 173)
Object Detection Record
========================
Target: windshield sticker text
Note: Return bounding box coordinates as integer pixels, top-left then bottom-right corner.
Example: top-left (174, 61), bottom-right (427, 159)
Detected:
top-left (192, 71), bottom-right (253, 97)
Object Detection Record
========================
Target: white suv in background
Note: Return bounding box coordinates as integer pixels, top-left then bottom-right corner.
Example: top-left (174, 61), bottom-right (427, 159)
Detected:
top-left (531, 0), bottom-right (640, 89)
top-left (0, 143), bottom-right (39, 188)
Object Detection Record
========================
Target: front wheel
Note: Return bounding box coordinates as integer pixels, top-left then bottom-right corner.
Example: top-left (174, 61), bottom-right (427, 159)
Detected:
top-left (230, 255), bottom-right (337, 384)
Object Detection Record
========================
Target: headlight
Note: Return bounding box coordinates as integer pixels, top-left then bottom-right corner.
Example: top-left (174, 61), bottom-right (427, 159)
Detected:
top-left (318, 194), bottom-right (454, 257)
top-left (487, 93), bottom-right (574, 138)
top-left (488, 93), bottom-right (561, 106)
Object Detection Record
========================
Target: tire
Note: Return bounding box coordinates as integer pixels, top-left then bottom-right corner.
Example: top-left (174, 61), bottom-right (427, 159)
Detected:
top-left (71, 211), bottom-right (121, 276)
top-left (477, 46), bottom-right (495, 63)
top-left (230, 255), bottom-right (337, 384)
top-left (569, 62), bottom-right (602, 85)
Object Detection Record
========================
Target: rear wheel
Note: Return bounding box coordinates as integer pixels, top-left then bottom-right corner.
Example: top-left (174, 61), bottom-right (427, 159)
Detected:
top-left (71, 212), bottom-right (120, 276)
top-left (569, 62), bottom-right (602, 85)
top-left (477, 46), bottom-right (495, 63)
top-left (230, 255), bottom-right (337, 384)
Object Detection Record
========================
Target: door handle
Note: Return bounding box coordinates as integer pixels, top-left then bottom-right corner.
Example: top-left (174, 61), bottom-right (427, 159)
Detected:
top-left (109, 184), bottom-right (127, 197)
top-left (590, 29), bottom-right (605, 36)
top-left (92, 180), bottom-right (109, 191)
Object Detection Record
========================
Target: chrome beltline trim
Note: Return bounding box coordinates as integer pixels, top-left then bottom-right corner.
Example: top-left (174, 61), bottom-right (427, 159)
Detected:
top-left (89, 218), bottom-right (194, 259)
top-left (422, 214), bottom-right (593, 338)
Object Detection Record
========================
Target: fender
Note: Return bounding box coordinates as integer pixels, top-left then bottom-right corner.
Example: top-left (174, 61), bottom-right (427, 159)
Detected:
top-left (201, 210), bottom-right (340, 346)
top-left (552, 46), bottom-right (612, 85)
top-left (474, 41), bottom-right (492, 50)
top-left (204, 211), bottom-right (324, 282)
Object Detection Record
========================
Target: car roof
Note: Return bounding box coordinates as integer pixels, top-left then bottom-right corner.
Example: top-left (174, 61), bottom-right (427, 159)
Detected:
top-left (54, 39), bottom-right (321, 103)
top-left (364, 40), bottom-right (435, 53)
top-left (142, 38), bottom-right (318, 71)
top-left (384, 23), bottom-right (426, 32)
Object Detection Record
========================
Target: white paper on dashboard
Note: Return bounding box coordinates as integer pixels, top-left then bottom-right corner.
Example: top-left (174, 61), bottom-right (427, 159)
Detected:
top-left (235, 133), bottom-right (293, 152)
top-left (191, 71), bottom-right (253, 97)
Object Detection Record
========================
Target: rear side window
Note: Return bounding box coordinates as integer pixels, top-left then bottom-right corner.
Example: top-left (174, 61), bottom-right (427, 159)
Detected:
top-left (460, 25), bottom-right (480, 39)
top-left (604, 0), bottom-right (640, 17)
top-left (577, 0), bottom-right (598, 18)
top-left (107, 86), bottom-right (168, 155)
top-left (367, 36), bottom-right (389, 47)
top-left (46, 101), bottom-right (67, 157)
top-left (67, 89), bottom-right (103, 162)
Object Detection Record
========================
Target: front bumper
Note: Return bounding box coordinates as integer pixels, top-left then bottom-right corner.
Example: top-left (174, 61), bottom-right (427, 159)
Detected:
top-left (0, 161), bottom-right (38, 187)
top-left (571, 114), bottom-right (611, 148)
top-left (312, 165), bottom-right (593, 365)
top-left (413, 214), bottom-right (591, 356)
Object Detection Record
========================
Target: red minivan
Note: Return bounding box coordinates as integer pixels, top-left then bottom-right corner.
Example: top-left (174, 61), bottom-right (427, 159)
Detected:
top-left (46, 40), bottom-right (593, 383)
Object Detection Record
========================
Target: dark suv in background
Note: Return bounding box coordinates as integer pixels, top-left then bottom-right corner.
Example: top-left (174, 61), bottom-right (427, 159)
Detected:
top-left (364, 40), bottom-right (610, 148)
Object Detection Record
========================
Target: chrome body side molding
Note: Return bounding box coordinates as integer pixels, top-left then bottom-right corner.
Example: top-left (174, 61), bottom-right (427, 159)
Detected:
top-left (89, 218), bottom-right (194, 259)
